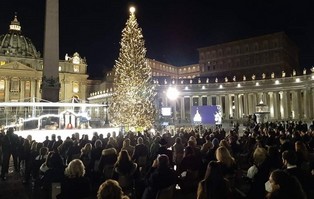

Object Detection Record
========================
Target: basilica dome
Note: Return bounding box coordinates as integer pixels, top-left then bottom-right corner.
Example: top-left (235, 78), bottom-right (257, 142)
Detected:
top-left (0, 15), bottom-right (40, 59)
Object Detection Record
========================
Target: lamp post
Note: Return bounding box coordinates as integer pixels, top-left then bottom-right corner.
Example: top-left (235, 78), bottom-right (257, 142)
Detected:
top-left (193, 107), bottom-right (202, 134)
top-left (166, 86), bottom-right (179, 127)
top-left (104, 101), bottom-right (109, 126)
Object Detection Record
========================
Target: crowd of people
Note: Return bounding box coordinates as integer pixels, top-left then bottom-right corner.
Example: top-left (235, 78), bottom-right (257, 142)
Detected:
top-left (0, 120), bottom-right (314, 199)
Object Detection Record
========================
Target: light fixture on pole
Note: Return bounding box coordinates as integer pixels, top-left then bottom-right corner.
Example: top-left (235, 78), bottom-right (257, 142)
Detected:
top-left (103, 101), bottom-right (109, 126)
top-left (166, 86), bottom-right (179, 127)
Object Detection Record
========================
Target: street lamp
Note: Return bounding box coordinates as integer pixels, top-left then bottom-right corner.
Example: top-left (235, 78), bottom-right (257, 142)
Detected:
top-left (166, 86), bottom-right (179, 126)
top-left (193, 107), bottom-right (202, 134)
top-left (103, 101), bottom-right (109, 126)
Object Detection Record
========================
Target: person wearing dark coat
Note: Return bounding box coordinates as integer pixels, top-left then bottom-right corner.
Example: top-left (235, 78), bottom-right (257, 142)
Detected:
top-left (141, 154), bottom-right (177, 199)
top-left (157, 138), bottom-right (173, 166)
top-left (1, 128), bottom-right (19, 180)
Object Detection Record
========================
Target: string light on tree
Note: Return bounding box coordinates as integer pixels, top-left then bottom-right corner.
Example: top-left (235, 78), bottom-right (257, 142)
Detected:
top-left (109, 6), bottom-right (156, 129)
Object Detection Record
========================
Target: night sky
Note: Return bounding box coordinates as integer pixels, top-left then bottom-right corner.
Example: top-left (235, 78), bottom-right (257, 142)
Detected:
top-left (1, 0), bottom-right (313, 78)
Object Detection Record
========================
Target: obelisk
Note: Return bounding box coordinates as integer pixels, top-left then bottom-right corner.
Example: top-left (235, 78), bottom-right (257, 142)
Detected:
top-left (41, 0), bottom-right (60, 103)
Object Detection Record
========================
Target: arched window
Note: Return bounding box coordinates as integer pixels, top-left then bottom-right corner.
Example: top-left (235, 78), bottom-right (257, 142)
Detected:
top-left (72, 82), bottom-right (79, 93)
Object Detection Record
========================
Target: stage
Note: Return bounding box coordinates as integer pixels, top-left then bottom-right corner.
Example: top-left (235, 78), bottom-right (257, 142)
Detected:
top-left (14, 127), bottom-right (120, 142)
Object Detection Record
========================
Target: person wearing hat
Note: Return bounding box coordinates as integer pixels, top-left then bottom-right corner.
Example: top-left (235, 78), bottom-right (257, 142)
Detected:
top-left (157, 138), bottom-right (173, 166)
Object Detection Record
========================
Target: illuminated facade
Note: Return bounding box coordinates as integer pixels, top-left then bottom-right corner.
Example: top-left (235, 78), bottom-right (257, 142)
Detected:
top-left (0, 16), bottom-right (88, 103)
top-left (88, 33), bottom-right (313, 124)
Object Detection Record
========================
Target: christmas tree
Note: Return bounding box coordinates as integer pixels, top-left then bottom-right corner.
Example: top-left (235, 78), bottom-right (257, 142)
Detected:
top-left (109, 7), bottom-right (156, 129)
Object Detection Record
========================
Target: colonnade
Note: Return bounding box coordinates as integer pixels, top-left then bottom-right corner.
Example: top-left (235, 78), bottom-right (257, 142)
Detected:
top-left (161, 89), bottom-right (314, 123)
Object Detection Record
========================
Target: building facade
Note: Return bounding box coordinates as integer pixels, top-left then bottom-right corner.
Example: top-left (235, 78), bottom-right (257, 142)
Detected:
top-left (0, 16), bottom-right (88, 103)
top-left (88, 32), bottom-right (313, 125)
top-left (198, 32), bottom-right (299, 80)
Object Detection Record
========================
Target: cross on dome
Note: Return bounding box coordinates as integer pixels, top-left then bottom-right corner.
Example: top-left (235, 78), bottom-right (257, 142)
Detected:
top-left (9, 12), bottom-right (21, 33)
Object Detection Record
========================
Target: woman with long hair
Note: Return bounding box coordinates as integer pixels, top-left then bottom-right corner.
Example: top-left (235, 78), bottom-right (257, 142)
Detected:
top-left (215, 146), bottom-right (237, 178)
top-left (197, 161), bottom-right (230, 199)
top-left (114, 150), bottom-right (137, 195)
top-left (97, 179), bottom-right (129, 199)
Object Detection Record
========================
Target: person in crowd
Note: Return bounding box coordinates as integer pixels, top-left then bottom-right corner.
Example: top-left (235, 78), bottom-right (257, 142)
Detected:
top-left (200, 135), bottom-right (213, 154)
top-left (97, 179), bottom-right (129, 199)
top-left (90, 139), bottom-right (103, 172)
top-left (66, 139), bottom-right (81, 164)
top-left (107, 137), bottom-right (118, 149)
top-left (98, 147), bottom-right (118, 180)
top-left (157, 138), bottom-right (174, 166)
top-left (43, 136), bottom-right (50, 148)
top-left (23, 141), bottom-right (38, 184)
top-left (40, 151), bottom-right (65, 190)
top-left (215, 146), bottom-right (237, 178)
top-left (0, 128), bottom-right (19, 180)
top-left (295, 141), bottom-right (310, 173)
top-left (282, 150), bottom-right (311, 197)
top-left (121, 138), bottom-right (135, 158)
top-left (149, 136), bottom-right (160, 159)
top-left (177, 146), bottom-right (202, 192)
top-left (265, 169), bottom-right (306, 199)
top-left (47, 134), bottom-right (56, 151)
top-left (57, 159), bottom-right (91, 199)
top-left (142, 154), bottom-right (177, 199)
top-left (80, 143), bottom-right (93, 172)
top-left (114, 150), bottom-right (137, 195)
top-left (172, 137), bottom-right (184, 166)
top-left (197, 161), bottom-right (231, 199)
top-left (53, 135), bottom-right (63, 152)
top-left (247, 147), bottom-right (271, 199)
top-left (279, 135), bottom-right (294, 154)
top-left (32, 147), bottom-right (48, 180)
top-left (132, 137), bottom-right (149, 168)
top-left (20, 138), bottom-right (31, 177)
top-left (267, 146), bottom-right (282, 171)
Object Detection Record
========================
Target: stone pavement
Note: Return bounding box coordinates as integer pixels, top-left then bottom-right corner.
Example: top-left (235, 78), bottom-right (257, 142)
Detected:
top-left (0, 162), bottom-right (30, 199)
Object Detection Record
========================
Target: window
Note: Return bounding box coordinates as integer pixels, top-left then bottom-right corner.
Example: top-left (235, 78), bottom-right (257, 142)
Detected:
top-left (192, 97), bottom-right (199, 106)
top-left (72, 82), bottom-right (79, 93)
top-left (202, 97), bottom-right (207, 106)
top-left (0, 80), bottom-right (4, 90)
top-left (25, 81), bottom-right (30, 91)
top-left (10, 78), bottom-right (19, 92)
top-left (74, 65), bottom-right (79, 73)
top-left (212, 97), bottom-right (217, 105)
top-left (0, 61), bottom-right (6, 65)
top-left (59, 66), bottom-right (62, 71)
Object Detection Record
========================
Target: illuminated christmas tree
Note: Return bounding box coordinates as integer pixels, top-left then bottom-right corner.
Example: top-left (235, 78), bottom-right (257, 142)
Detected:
top-left (109, 7), bottom-right (156, 129)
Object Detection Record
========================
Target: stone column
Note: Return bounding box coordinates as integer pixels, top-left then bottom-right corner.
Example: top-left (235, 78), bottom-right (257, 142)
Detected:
top-left (281, 91), bottom-right (290, 120)
top-left (234, 94), bottom-right (239, 119)
top-left (180, 97), bottom-right (185, 122)
top-left (238, 94), bottom-right (243, 118)
top-left (20, 80), bottom-right (25, 101)
top-left (208, 95), bottom-right (212, 105)
top-left (36, 79), bottom-right (41, 100)
top-left (292, 90), bottom-right (301, 120)
top-left (41, 0), bottom-right (60, 102)
top-left (273, 91), bottom-right (281, 120)
top-left (269, 92), bottom-right (274, 119)
top-left (225, 94), bottom-right (230, 119)
top-left (5, 78), bottom-right (10, 101)
top-left (303, 88), bottom-right (310, 119)
top-left (30, 80), bottom-right (36, 99)
top-left (243, 93), bottom-right (249, 116)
